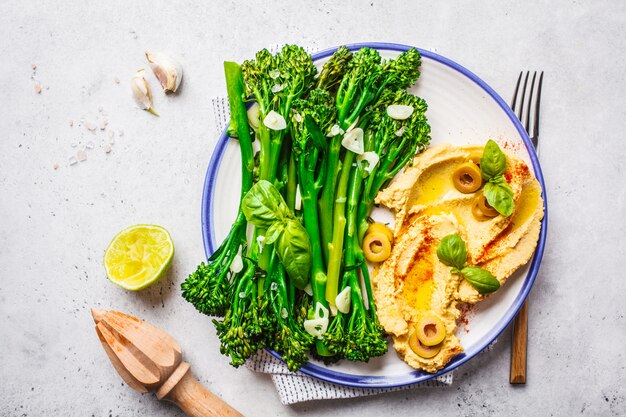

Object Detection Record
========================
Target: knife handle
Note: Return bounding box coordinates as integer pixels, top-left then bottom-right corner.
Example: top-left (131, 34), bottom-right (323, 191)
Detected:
top-left (510, 300), bottom-right (528, 384)
top-left (157, 362), bottom-right (244, 417)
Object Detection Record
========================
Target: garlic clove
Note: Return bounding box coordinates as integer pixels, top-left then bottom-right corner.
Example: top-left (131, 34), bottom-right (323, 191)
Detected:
top-left (335, 286), bottom-right (351, 314)
top-left (357, 151), bottom-right (380, 176)
top-left (256, 235), bottom-right (266, 253)
top-left (294, 184), bottom-right (302, 211)
top-left (387, 104), bottom-right (414, 120)
top-left (131, 69), bottom-right (159, 116)
top-left (230, 253), bottom-right (243, 274)
top-left (303, 317), bottom-right (329, 339)
top-left (145, 52), bottom-right (183, 93)
top-left (263, 110), bottom-right (287, 131)
top-left (247, 103), bottom-right (260, 129)
top-left (341, 127), bottom-right (364, 154)
top-left (326, 124), bottom-right (344, 137)
top-left (314, 301), bottom-right (330, 320)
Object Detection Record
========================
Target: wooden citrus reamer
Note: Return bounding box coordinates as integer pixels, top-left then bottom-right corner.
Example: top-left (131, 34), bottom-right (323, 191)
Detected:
top-left (91, 308), bottom-right (243, 417)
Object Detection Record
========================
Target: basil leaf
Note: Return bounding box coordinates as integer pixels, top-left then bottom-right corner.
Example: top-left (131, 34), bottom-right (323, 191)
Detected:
top-left (480, 140), bottom-right (507, 180)
top-left (242, 180), bottom-right (291, 228)
top-left (276, 218), bottom-right (311, 290)
top-left (483, 180), bottom-right (514, 216)
top-left (265, 221), bottom-right (284, 245)
top-left (436, 234), bottom-right (467, 270)
top-left (460, 266), bottom-right (500, 294)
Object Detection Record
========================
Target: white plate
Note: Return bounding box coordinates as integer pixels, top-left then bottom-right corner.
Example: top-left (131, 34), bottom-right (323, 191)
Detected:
top-left (201, 42), bottom-right (547, 387)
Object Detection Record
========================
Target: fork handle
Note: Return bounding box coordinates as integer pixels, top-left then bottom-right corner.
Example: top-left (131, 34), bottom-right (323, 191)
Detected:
top-left (510, 300), bottom-right (528, 384)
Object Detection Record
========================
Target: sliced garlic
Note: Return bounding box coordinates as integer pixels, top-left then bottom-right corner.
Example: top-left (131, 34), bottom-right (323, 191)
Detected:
top-left (263, 110), bottom-right (287, 130)
top-left (326, 124), bottom-right (344, 137)
top-left (269, 69), bottom-right (281, 79)
top-left (387, 105), bottom-right (414, 120)
top-left (247, 103), bottom-right (260, 129)
top-left (230, 252), bottom-right (243, 274)
top-left (395, 126), bottom-right (407, 137)
top-left (131, 68), bottom-right (158, 116)
top-left (295, 185), bottom-right (302, 211)
top-left (314, 302), bottom-right (329, 320)
top-left (341, 127), bottom-right (364, 154)
top-left (335, 286), bottom-right (352, 314)
top-left (145, 52), bottom-right (183, 93)
top-left (357, 151), bottom-right (380, 176)
top-left (303, 318), bottom-right (329, 339)
top-left (256, 235), bottom-right (266, 253)
top-left (271, 84), bottom-right (284, 93)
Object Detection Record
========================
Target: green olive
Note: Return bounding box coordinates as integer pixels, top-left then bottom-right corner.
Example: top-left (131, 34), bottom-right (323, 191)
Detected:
top-left (367, 222), bottom-right (394, 243)
top-left (453, 162), bottom-right (482, 194)
top-left (473, 194), bottom-right (499, 219)
top-left (414, 314), bottom-right (446, 346)
top-left (409, 330), bottom-right (442, 358)
top-left (363, 231), bottom-right (392, 263)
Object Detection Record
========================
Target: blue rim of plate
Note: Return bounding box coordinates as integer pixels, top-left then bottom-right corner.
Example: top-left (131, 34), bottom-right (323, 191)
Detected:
top-left (201, 42), bottom-right (548, 388)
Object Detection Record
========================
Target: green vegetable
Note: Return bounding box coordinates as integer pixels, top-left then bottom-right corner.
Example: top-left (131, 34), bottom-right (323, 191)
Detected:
top-left (436, 234), bottom-right (467, 271)
top-left (483, 180), bottom-right (514, 217)
top-left (183, 44), bottom-right (432, 371)
top-left (290, 88), bottom-right (337, 356)
top-left (181, 62), bottom-right (254, 316)
top-left (323, 48), bottom-right (424, 305)
top-left (480, 139), bottom-right (508, 180)
top-left (243, 180), bottom-right (312, 290)
top-left (436, 233), bottom-right (501, 295)
top-left (242, 179), bottom-right (291, 229)
top-left (479, 139), bottom-right (514, 216)
top-left (460, 266), bottom-right (500, 295)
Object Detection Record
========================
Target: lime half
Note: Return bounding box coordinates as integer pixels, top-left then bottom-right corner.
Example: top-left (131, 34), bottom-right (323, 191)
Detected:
top-left (104, 224), bottom-right (174, 290)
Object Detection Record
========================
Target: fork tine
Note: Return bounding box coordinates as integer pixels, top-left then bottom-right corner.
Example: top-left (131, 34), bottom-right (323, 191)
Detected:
top-left (524, 72), bottom-right (537, 133)
top-left (532, 71), bottom-right (544, 141)
top-left (517, 72), bottom-right (530, 121)
top-left (510, 71), bottom-right (523, 111)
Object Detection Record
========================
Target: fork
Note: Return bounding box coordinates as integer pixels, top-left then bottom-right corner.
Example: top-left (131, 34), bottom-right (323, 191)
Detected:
top-left (509, 71), bottom-right (544, 384)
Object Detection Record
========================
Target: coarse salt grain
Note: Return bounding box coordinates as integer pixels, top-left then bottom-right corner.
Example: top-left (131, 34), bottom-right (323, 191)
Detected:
top-left (69, 156), bottom-right (78, 166)
top-left (85, 121), bottom-right (96, 132)
top-left (53, 163), bottom-right (59, 170)
top-left (68, 119), bottom-right (74, 127)
top-left (104, 144), bottom-right (112, 153)
top-left (118, 130), bottom-right (124, 137)
top-left (86, 141), bottom-right (95, 149)
top-left (34, 83), bottom-right (42, 94)
top-left (31, 64), bottom-right (37, 70)
top-left (114, 77), bottom-right (120, 84)
top-left (77, 150), bottom-right (87, 162)
top-left (99, 119), bottom-right (108, 130)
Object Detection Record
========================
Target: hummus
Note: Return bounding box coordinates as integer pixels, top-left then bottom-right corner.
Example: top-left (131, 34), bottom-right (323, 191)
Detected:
top-left (373, 144), bottom-right (544, 373)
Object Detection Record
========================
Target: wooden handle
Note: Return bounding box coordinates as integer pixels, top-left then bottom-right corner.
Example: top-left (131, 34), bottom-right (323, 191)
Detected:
top-left (510, 299), bottom-right (528, 384)
top-left (157, 363), bottom-right (244, 417)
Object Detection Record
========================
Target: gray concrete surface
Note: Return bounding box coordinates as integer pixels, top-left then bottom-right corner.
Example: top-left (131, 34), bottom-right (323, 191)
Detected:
top-left (1, 0), bottom-right (625, 416)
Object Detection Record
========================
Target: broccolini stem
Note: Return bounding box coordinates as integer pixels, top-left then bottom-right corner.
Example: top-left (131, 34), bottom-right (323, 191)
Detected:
top-left (318, 136), bottom-right (342, 264)
top-left (325, 151), bottom-right (355, 304)
top-left (299, 148), bottom-right (333, 356)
